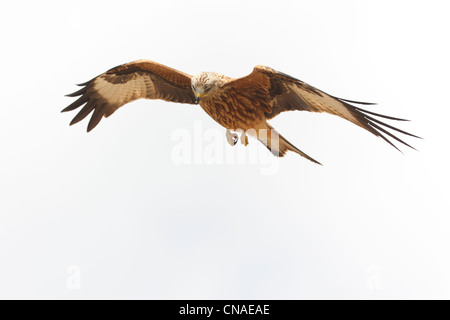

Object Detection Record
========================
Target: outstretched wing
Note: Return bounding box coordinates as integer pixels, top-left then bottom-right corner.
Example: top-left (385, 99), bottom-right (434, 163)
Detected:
top-left (235, 65), bottom-right (420, 151)
top-left (62, 60), bottom-right (196, 132)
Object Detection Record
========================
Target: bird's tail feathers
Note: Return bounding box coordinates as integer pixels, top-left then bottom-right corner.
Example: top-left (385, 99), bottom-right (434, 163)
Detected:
top-left (257, 123), bottom-right (322, 165)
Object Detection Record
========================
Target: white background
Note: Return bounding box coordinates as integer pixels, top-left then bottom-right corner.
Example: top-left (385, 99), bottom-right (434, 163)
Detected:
top-left (0, 0), bottom-right (449, 299)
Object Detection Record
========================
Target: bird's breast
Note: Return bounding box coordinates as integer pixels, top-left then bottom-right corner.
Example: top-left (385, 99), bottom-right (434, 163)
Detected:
top-left (199, 93), bottom-right (266, 130)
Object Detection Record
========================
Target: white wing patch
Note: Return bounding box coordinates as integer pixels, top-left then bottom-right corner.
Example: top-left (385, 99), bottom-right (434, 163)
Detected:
top-left (63, 60), bottom-right (197, 132)
top-left (290, 83), bottom-right (357, 122)
top-left (93, 74), bottom-right (155, 108)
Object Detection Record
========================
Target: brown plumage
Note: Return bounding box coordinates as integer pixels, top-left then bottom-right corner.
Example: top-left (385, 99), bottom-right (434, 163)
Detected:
top-left (63, 60), bottom-right (196, 132)
top-left (63, 60), bottom-right (419, 164)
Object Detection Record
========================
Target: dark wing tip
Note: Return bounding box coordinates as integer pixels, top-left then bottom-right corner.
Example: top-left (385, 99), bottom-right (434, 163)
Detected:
top-left (342, 102), bottom-right (420, 152)
top-left (354, 106), bottom-right (410, 122)
top-left (65, 87), bottom-right (86, 98)
top-left (77, 79), bottom-right (94, 86)
top-left (332, 97), bottom-right (420, 152)
top-left (337, 97), bottom-right (410, 122)
top-left (87, 113), bottom-right (102, 132)
top-left (63, 77), bottom-right (103, 131)
top-left (338, 97), bottom-right (377, 106)
top-left (61, 95), bottom-right (88, 113)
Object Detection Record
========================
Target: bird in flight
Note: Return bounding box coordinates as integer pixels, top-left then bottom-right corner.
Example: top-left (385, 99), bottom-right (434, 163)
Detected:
top-left (63, 59), bottom-right (418, 164)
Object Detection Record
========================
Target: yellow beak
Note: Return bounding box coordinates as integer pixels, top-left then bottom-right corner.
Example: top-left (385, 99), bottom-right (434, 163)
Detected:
top-left (195, 92), bottom-right (204, 103)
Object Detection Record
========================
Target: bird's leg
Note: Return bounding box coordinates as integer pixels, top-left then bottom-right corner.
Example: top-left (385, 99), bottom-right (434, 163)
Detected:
top-left (236, 129), bottom-right (249, 146)
top-left (241, 131), bottom-right (249, 146)
top-left (226, 129), bottom-right (238, 146)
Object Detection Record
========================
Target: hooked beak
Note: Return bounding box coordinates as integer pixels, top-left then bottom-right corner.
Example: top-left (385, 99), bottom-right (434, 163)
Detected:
top-left (195, 92), bottom-right (204, 104)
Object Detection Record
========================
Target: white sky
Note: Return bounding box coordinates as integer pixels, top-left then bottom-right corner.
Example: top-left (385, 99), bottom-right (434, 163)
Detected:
top-left (0, 0), bottom-right (449, 299)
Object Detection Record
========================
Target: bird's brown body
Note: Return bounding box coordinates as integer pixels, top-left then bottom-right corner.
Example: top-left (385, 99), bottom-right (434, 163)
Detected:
top-left (63, 60), bottom-right (418, 164)
top-left (199, 81), bottom-right (266, 130)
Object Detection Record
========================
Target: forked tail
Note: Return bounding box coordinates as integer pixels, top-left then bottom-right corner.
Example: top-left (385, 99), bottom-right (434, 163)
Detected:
top-left (256, 122), bottom-right (322, 165)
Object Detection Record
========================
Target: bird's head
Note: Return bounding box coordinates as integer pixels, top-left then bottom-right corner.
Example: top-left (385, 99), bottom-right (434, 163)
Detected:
top-left (191, 72), bottom-right (226, 103)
